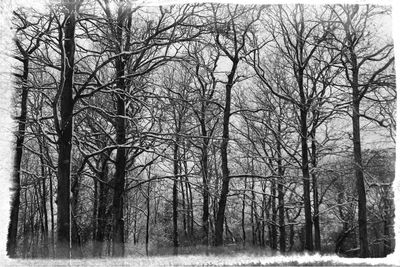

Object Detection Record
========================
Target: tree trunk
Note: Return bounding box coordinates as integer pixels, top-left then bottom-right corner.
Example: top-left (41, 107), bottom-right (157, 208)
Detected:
top-left (93, 180), bottom-right (98, 242)
top-left (261, 183), bottom-right (266, 247)
top-left (352, 98), bottom-right (369, 258)
top-left (182, 144), bottom-right (194, 238)
top-left (212, 143), bottom-right (219, 232)
top-left (145, 179), bottom-right (151, 256)
top-left (56, 2), bottom-right (77, 257)
top-left (200, 99), bottom-right (210, 246)
top-left (173, 136), bottom-right (179, 255)
top-left (241, 177), bottom-right (247, 246)
top-left (382, 187), bottom-right (391, 256)
top-left (39, 144), bottom-right (49, 257)
top-left (214, 57), bottom-right (239, 246)
top-left (277, 125), bottom-right (286, 252)
top-left (179, 170), bottom-right (187, 237)
top-left (271, 178), bottom-right (277, 250)
top-left (188, 182), bottom-right (194, 237)
top-left (298, 70), bottom-right (313, 252)
top-left (344, 11), bottom-right (370, 258)
top-left (49, 169), bottom-right (55, 257)
top-left (132, 210), bottom-right (137, 244)
top-left (7, 55), bottom-right (29, 258)
top-left (71, 173), bottom-right (82, 258)
top-left (111, 4), bottom-right (132, 257)
top-left (111, 99), bottom-right (126, 257)
top-left (30, 191), bottom-right (36, 257)
top-left (251, 179), bottom-right (256, 246)
top-left (111, 58), bottom-right (127, 257)
top-left (266, 196), bottom-right (272, 248)
top-left (311, 129), bottom-right (321, 251)
top-left (22, 190), bottom-right (29, 258)
top-left (34, 179), bottom-right (44, 257)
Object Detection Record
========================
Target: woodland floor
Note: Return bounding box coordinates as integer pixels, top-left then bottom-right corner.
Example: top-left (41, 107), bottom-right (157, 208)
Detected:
top-left (2, 253), bottom-right (398, 266)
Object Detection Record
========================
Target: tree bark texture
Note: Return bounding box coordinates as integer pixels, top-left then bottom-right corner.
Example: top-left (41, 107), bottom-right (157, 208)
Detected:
top-left (56, 1), bottom-right (77, 257)
top-left (298, 69), bottom-right (313, 252)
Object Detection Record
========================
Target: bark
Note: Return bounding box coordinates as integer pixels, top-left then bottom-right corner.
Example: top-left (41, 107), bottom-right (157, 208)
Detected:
top-left (56, 2), bottom-right (78, 257)
top-left (261, 183), bottom-right (266, 247)
top-left (212, 143), bottom-right (219, 229)
top-left (172, 113), bottom-right (182, 254)
top-left (34, 180), bottom-right (44, 257)
top-left (266, 196), bottom-right (272, 248)
top-left (352, 98), bottom-right (369, 258)
top-left (179, 171), bottom-right (187, 237)
top-left (92, 179), bottom-right (102, 257)
top-left (92, 180), bottom-right (98, 242)
top-left (172, 137), bottom-right (179, 255)
top-left (132, 211), bottom-right (137, 244)
top-left (22, 190), bottom-right (29, 257)
top-left (241, 177), bottom-right (247, 246)
top-left (250, 178), bottom-right (256, 245)
top-left (145, 180), bottom-right (151, 256)
top-left (49, 169), bottom-right (55, 257)
top-left (71, 174), bottom-right (82, 258)
top-left (200, 106), bottom-right (210, 245)
top-left (383, 214), bottom-right (390, 256)
top-left (271, 179), bottom-right (277, 250)
top-left (30, 192), bottom-right (36, 257)
top-left (311, 129), bottom-right (321, 251)
top-left (183, 160), bottom-right (194, 238)
top-left (186, 179), bottom-right (194, 237)
top-left (91, 177), bottom-right (102, 253)
top-left (39, 144), bottom-right (49, 257)
top-left (183, 146), bottom-right (194, 238)
top-left (277, 124), bottom-right (286, 252)
top-left (111, 107), bottom-right (126, 258)
top-left (224, 217), bottom-right (235, 243)
top-left (298, 69), bottom-right (313, 252)
top-left (382, 187), bottom-right (392, 256)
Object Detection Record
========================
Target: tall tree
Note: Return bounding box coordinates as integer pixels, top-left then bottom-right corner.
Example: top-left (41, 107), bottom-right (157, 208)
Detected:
top-left (251, 5), bottom-right (336, 251)
top-left (212, 4), bottom-right (260, 246)
top-left (54, 0), bottom-right (82, 258)
top-left (7, 9), bottom-right (52, 257)
top-left (110, 1), bottom-right (132, 257)
top-left (331, 4), bottom-right (394, 257)
top-left (185, 41), bottom-right (220, 246)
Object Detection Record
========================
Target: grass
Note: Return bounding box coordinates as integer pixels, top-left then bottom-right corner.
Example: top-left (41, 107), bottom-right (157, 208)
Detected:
top-left (2, 251), bottom-right (398, 266)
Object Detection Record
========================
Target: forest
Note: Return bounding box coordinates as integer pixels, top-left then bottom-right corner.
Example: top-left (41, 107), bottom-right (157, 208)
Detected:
top-left (6, 0), bottom-right (396, 260)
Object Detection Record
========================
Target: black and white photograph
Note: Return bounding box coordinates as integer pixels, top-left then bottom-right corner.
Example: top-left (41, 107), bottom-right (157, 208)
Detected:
top-left (0, 0), bottom-right (398, 265)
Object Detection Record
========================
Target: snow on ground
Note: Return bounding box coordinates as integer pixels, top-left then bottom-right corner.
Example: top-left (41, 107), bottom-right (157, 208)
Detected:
top-left (1, 254), bottom-right (398, 266)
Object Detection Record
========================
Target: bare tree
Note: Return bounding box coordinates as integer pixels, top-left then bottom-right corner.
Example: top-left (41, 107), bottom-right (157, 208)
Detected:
top-left (7, 8), bottom-right (53, 258)
top-left (330, 4), bottom-right (394, 257)
top-left (211, 4), bottom-right (261, 247)
top-left (251, 5), bottom-right (336, 251)
top-left (51, 0), bottom-right (83, 257)
top-left (6, 2), bottom-right (395, 259)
